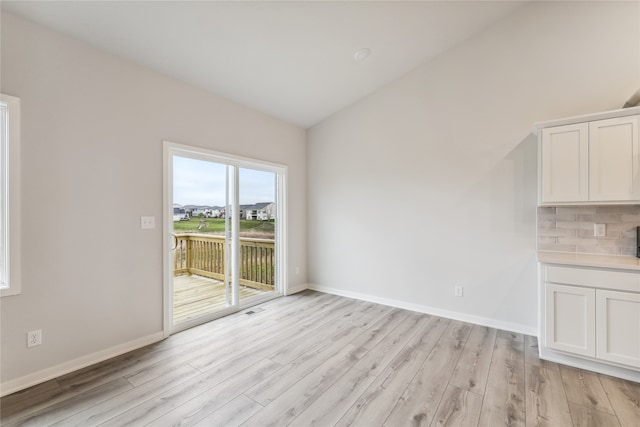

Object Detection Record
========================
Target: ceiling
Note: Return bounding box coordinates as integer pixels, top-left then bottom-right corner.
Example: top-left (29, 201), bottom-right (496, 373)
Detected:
top-left (2, 1), bottom-right (525, 128)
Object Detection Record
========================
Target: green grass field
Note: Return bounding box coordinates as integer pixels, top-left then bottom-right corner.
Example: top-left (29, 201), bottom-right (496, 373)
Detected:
top-left (173, 218), bottom-right (274, 236)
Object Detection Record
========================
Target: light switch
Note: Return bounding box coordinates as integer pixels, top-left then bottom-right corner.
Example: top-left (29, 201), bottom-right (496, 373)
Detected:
top-left (141, 216), bottom-right (155, 229)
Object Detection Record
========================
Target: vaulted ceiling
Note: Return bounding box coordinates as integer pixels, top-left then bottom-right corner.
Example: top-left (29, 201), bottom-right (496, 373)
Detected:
top-left (2, 1), bottom-right (525, 128)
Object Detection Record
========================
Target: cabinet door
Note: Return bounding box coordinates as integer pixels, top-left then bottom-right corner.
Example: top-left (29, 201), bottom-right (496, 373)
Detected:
top-left (596, 290), bottom-right (640, 368)
top-left (589, 116), bottom-right (640, 201)
top-left (540, 123), bottom-right (589, 203)
top-left (545, 283), bottom-right (595, 357)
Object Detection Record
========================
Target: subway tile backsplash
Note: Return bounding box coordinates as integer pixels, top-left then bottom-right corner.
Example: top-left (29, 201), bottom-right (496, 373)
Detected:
top-left (537, 205), bottom-right (640, 256)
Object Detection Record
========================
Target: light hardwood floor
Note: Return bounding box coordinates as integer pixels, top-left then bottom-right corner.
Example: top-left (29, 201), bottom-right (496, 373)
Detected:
top-left (2, 291), bottom-right (639, 426)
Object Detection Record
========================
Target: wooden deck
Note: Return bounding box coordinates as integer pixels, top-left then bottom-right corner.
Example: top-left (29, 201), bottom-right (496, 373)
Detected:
top-left (173, 275), bottom-right (266, 324)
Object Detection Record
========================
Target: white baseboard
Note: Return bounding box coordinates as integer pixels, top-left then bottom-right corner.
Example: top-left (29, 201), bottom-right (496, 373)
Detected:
top-left (285, 283), bottom-right (309, 296)
top-left (308, 284), bottom-right (537, 336)
top-left (0, 331), bottom-right (165, 397)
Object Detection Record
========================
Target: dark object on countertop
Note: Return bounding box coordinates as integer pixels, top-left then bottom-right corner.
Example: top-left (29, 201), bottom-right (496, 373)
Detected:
top-left (623, 89), bottom-right (640, 108)
top-left (637, 226), bottom-right (640, 258)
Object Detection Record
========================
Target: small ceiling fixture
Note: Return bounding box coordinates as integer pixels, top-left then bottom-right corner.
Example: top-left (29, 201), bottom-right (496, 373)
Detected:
top-left (353, 48), bottom-right (371, 62)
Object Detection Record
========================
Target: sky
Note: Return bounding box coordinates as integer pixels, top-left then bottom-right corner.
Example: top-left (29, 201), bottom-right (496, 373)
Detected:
top-left (173, 156), bottom-right (276, 206)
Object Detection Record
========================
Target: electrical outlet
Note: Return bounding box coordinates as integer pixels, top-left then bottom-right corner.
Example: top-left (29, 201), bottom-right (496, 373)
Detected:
top-left (455, 286), bottom-right (464, 297)
top-left (27, 330), bottom-right (42, 348)
top-left (594, 223), bottom-right (606, 237)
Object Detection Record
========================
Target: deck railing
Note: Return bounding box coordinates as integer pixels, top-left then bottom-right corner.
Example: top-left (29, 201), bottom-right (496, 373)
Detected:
top-left (173, 233), bottom-right (275, 291)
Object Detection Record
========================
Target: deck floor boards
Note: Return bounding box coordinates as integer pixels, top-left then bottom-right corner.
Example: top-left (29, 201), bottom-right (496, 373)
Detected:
top-left (2, 291), bottom-right (638, 427)
top-left (173, 275), bottom-right (266, 324)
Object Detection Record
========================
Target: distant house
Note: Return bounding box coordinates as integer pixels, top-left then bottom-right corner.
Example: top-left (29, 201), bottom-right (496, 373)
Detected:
top-left (242, 202), bottom-right (275, 220)
top-left (191, 208), bottom-right (208, 217)
top-left (173, 207), bottom-right (187, 221)
top-left (180, 205), bottom-right (223, 218)
top-left (261, 203), bottom-right (276, 220)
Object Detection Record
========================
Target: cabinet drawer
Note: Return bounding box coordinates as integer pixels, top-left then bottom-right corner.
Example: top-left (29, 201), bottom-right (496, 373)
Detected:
top-left (545, 265), bottom-right (640, 293)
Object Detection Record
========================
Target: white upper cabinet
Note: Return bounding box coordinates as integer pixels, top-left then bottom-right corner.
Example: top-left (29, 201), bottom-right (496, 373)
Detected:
top-left (541, 123), bottom-right (589, 203)
top-left (589, 116), bottom-right (640, 202)
top-left (537, 107), bottom-right (640, 205)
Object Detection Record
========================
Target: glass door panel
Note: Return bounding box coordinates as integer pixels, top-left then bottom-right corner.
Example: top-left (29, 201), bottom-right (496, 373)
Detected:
top-left (238, 167), bottom-right (278, 304)
top-left (172, 155), bottom-right (231, 325)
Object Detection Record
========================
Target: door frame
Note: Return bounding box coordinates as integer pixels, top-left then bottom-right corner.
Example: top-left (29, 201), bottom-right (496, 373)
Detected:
top-left (162, 140), bottom-right (288, 336)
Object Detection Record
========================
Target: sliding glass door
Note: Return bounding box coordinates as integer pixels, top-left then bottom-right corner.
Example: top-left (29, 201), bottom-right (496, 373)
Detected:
top-left (164, 142), bottom-right (285, 333)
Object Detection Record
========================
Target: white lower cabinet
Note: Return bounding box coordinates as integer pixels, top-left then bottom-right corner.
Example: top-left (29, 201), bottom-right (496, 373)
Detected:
top-left (545, 283), bottom-right (595, 357)
top-left (542, 265), bottom-right (640, 372)
top-left (596, 290), bottom-right (640, 368)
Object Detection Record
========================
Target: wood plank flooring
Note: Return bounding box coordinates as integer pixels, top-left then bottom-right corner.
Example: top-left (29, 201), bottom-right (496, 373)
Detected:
top-left (173, 275), bottom-right (266, 324)
top-left (2, 291), bottom-right (639, 426)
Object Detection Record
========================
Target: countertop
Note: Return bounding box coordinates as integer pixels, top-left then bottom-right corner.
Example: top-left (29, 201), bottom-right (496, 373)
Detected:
top-left (538, 251), bottom-right (640, 272)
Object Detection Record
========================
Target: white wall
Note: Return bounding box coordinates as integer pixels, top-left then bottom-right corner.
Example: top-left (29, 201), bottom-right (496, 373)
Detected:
top-left (0, 12), bottom-right (307, 387)
top-left (307, 1), bottom-right (640, 333)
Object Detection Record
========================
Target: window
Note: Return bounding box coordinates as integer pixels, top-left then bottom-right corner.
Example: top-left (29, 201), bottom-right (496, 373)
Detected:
top-left (1, 94), bottom-right (21, 297)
